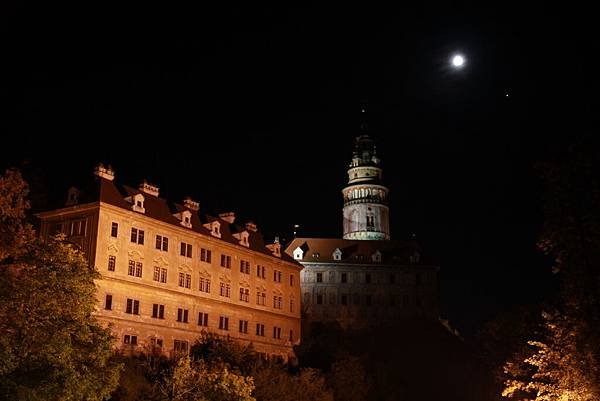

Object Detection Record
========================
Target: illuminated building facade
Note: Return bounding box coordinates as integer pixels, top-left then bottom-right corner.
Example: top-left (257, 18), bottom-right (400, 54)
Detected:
top-left (286, 134), bottom-right (439, 328)
top-left (37, 165), bottom-right (302, 360)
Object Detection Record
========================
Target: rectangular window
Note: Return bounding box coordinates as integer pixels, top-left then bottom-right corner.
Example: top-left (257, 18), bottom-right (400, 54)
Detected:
top-left (256, 265), bottom-right (266, 278)
top-left (316, 294), bottom-right (323, 305)
top-left (70, 219), bottom-right (86, 236)
top-left (153, 266), bottom-right (160, 282)
top-left (177, 308), bottom-right (189, 323)
top-left (316, 273), bottom-right (323, 283)
top-left (290, 274), bottom-right (294, 286)
top-left (199, 277), bottom-right (211, 293)
top-left (185, 274), bottom-right (191, 289)
top-left (178, 272), bottom-right (184, 287)
top-left (105, 294), bottom-right (112, 310)
top-left (126, 298), bottom-right (140, 315)
top-left (111, 222), bottom-right (118, 237)
top-left (219, 316), bottom-right (229, 330)
top-left (220, 254), bottom-right (231, 268)
top-left (220, 283), bottom-right (231, 298)
top-left (130, 228), bottom-right (144, 244)
top-left (273, 326), bottom-right (281, 339)
top-left (198, 312), bottom-right (209, 327)
top-left (160, 268), bottom-right (167, 283)
top-left (135, 262), bottom-right (142, 277)
top-left (180, 242), bottom-right (192, 258)
top-left (273, 296), bottom-right (282, 309)
top-left (365, 273), bottom-right (371, 284)
top-left (256, 323), bottom-right (265, 336)
top-left (273, 270), bottom-right (282, 282)
top-left (200, 248), bottom-right (212, 263)
top-left (239, 288), bottom-right (249, 302)
top-left (256, 292), bottom-right (266, 305)
top-left (341, 273), bottom-right (347, 283)
top-left (152, 304), bottom-right (165, 319)
top-left (240, 260), bottom-right (250, 274)
top-left (155, 235), bottom-right (169, 251)
top-left (124, 334), bottom-right (137, 345)
top-left (150, 338), bottom-right (163, 348)
top-left (128, 260), bottom-right (135, 276)
top-left (239, 320), bottom-right (248, 333)
top-left (290, 299), bottom-right (295, 312)
top-left (108, 255), bottom-right (116, 271)
top-left (174, 340), bottom-right (188, 353)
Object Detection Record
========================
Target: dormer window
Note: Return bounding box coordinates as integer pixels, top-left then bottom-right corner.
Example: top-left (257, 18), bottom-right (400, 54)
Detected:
top-left (234, 230), bottom-right (250, 247)
top-left (333, 248), bottom-right (342, 261)
top-left (132, 194), bottom-right (145, 213)
top-left (203, 221), bottom-right (221, 238)
top-left (266, 242), bottom-right (281, 258)
top-left (293, 247), bottom-right (304, 260)
top-left (179, 210), bottom-right (192, 229)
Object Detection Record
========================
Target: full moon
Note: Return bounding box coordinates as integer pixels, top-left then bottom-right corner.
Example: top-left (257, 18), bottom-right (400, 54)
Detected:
top-left (452, 54), bottom-right (465, 67)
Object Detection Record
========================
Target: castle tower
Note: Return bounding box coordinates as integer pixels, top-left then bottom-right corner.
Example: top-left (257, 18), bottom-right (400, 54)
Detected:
top-left (342, 132), bottom-right (390, 240)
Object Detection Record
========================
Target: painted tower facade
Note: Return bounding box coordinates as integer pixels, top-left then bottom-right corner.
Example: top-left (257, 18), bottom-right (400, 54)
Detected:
top-left (342, 135), bottom-right (390, 240)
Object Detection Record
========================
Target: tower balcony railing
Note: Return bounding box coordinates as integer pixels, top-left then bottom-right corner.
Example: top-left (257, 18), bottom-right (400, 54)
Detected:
top-left (343, 197), bottom-right (388, 206)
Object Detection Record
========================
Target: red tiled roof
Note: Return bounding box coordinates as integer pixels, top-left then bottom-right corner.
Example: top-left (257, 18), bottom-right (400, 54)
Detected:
top-left (57, 176), bottom-right (301, 266)
top-left (285, 237), bottom-right (426, 265)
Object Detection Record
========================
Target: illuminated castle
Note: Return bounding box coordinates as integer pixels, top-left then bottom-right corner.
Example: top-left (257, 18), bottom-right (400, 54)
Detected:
top-left (286, 129), bottom-right (438, 328)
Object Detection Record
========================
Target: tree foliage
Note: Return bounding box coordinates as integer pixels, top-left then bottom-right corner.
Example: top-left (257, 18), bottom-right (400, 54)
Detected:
top-left (190, 332), bottom-right (256, 376)
top-left (253, 364), bottom-right (333, 401)
top-left (0, 169), bottom-right (34, 262)
top-left (0, 168), bottom-right (122, 401)
top-left (156, 357), bottom-right (255, 401)
top-left (502, 310), bottom-right (599, 401)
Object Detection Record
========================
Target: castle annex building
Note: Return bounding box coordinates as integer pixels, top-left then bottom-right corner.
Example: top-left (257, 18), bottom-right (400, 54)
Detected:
top-left (285, 135), bottom-right (439, 328)
top-left (37, 165), bottom-right (302, 360)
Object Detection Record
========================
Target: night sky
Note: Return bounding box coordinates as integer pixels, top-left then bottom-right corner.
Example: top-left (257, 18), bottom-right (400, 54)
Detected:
top-left (1, 4), bottom-right (597, 335)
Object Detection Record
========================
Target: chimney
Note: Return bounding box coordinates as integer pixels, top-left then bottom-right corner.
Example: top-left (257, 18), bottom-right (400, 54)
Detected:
top-left (94, 163), bottom-right (115, 181)
top-left (219, 212), bottom-right (235, 224)
top-left (139, 180), bottom-right (159, 197)
top-left (245, 221), bottom-right (258, 232)
top-left (183, 197), bottom-right (199, 211)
